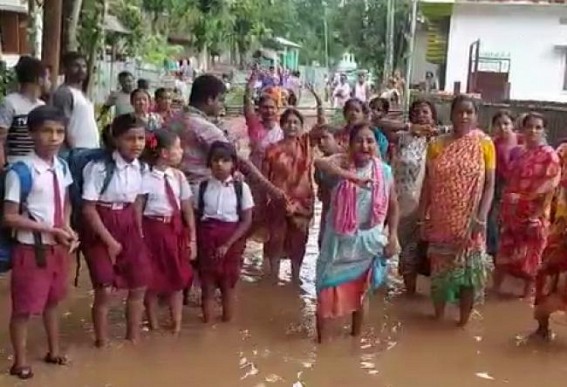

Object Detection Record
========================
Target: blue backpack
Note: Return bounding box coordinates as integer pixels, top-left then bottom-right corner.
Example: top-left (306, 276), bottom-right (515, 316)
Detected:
top-left (0, 160), bottom-right (67, 273)
top-left (67, 148), bottom-right (117, 228)
top-left (67, 148), bottom-right (145, 285)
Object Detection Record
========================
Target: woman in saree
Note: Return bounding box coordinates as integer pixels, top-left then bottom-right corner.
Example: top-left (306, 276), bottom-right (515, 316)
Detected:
top-left (494, 113), bottom-right (560, 298)
top-left (314, 122), bottom-right (399, 342)
top-left (419, 95), bottom-right (495, 326)
top-left (533, 140), bottom-right (567, 340)
top-left (393, 100), bottom-right (440, 295)
top-left (487, 110), bottom-right (518, 257)
top-left (260, 108), bottom-right (315, 283)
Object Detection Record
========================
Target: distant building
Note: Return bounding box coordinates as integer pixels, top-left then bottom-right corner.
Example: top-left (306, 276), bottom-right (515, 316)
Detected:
top-left (416, 0), bottom-right (567, 102)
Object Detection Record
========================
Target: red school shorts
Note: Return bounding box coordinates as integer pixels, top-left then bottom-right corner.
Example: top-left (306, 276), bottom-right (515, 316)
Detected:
top-left (11, 244), bottom-right (70, 316)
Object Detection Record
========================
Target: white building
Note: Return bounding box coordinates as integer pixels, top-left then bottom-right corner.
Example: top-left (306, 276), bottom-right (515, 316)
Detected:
top-left (419, 0), bottom-right (567, 102)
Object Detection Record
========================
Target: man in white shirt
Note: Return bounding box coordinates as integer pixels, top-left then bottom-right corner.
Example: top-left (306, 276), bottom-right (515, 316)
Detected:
top-left (100, 71), bottom-right (135, 118)
top-left (354, 72), bottom-right (370, 103)
top-left (332, 73), bottom-right (351, 109)
top-left (51, 52), bottom-right (100, 151)
top-left (0, 56), bottom-right (48, 165)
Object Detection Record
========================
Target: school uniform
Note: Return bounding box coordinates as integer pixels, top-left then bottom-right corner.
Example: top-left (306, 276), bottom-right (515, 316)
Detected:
top-left (4, 153), bottom-right (72, 316)
top-left (195, 176), bottom-right (254, 289)
top-left (142, 167), bottom-right (193, 294)
top-left (81, 151), bottom-right (149, 289)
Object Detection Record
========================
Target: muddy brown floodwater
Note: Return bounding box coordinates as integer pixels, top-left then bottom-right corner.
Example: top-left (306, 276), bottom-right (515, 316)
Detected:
top-left (1, 116), bottom-right (567, 386)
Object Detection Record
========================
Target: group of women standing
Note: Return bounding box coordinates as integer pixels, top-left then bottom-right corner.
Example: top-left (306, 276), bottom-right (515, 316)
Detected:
top-left (242, 74), bottom-right (567, 341)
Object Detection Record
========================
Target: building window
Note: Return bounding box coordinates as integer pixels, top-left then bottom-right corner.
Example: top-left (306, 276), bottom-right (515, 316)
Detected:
top-left (0, 11), bottom-right (28, 55)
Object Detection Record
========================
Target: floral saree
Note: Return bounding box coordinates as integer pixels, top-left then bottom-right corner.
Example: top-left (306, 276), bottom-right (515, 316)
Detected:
top-left (425, 130), bottom-right (492, 303)
top-left (496, 144), bottom-right (560, 280)
top-left (535, 142), bottom-right (567, 316)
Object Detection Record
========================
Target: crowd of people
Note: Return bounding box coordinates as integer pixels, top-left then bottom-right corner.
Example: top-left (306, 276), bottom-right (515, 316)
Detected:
top-left (1, 53), bottom-right (567, 381)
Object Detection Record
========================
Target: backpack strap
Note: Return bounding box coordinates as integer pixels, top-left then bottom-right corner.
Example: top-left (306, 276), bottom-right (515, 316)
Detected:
top-left (197, 180), bottom-right (208, 218)
top-left (100, 156), bottom-right (117, 195)
top-left (233, 180), bottom-right (243, 220)
top-left (9, 162), bottom-right (46, 267)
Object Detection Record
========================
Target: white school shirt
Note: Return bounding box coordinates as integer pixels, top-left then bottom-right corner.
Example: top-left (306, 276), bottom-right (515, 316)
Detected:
top-left (354, 82), bottom-right (368, 102)
top-left (4, 152), bottom-right (72, 245)
top-left (195, 177), bottom-right (254, 223)
top-left (142, 167), bottom-right (192, 217)
top-left (82, 151), bottom-right (143, 204)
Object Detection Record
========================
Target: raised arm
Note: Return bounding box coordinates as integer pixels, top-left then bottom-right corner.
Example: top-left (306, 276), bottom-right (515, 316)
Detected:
top-left (306, 83), bottom-right (326, 125)
top-left (243, 71), bottom-right (257, 118)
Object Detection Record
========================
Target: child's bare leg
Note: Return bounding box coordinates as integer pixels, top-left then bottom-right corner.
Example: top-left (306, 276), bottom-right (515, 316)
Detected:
top-left (492, 267), bottom-right (504, 294)
top-left (126, 287), bottom-right (146, 343)
top-left (43, 304), bottom-right (64, 359)
top-left (316, 313), bottom-right (325, 343)
top-left (201, 281), bottom-right (215, 323)
top-left (458, 287), bottom-right (474, 326)
top-left (351, 308), bottom-right (364, 337)
top-left (433, 299), bottom-right (446, 320)
top-left (168, 291), bottom-right (183, 334)
top-left (403, 273), bottom-right (417, 295)
top-left (522, 279), bottom-right (534, 298)
top-left (291, 260), bottom-right (301, 284)
top-left (221, 285), bottom-right (236, 322)
top-left (10, 314), bottom-right (29, 369)
top-left (269, 257), bottom-right (281, 283)
top-left (93, 287), bottom-right (111, 347)
top-left (144, 292), bottom-right (159, 330)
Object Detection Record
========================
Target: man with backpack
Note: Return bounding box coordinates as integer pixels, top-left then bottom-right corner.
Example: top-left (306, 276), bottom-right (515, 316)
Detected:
top-left (0, 56), bottom-right (49, 166)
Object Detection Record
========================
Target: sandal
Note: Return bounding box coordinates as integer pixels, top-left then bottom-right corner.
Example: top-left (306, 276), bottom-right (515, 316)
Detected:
top-left (9, 365), bottom-right (34, 380)
top-left (44, 353), bottom-right (69, 366)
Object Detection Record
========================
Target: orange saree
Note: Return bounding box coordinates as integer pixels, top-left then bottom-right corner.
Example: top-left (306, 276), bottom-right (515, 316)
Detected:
top-left (535, 143), bottom-right (567, 316)
top-left (260, 134), bottom-right (315, 265)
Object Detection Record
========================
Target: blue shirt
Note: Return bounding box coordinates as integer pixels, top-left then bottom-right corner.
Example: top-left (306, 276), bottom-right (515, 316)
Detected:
top-left (373, 127), bottom-right (389, 160)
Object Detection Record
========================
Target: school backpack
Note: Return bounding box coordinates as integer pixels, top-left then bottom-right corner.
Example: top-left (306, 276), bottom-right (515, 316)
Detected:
top-left (0, 160), bottom-right (68, 273)
top-left (197, 179), bottom-right (243, 220)
top-left (67, 148), bottom-right (146, 285)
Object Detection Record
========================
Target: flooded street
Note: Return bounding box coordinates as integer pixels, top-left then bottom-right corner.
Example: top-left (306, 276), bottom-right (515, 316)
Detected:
top-left (0, 200), bottom-right (567, 387)
top-left (0, 116), bottom-right (566, 387)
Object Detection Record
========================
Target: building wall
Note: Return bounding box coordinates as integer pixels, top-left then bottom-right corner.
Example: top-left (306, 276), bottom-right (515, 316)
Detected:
top-left (445, 3), bottom-right (567, 102)
top-left (411, 24), bottom-right (439, 85)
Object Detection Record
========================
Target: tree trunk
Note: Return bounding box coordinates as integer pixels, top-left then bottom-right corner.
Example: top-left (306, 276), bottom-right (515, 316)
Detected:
top-left (27, 0), bottom-right (37, 57)
top-left (66, 0), bottom-right (84, 52)
top-left (86, 0), bottom-right (107, 96)
top-left (42, 0), bottom-right (64, 88)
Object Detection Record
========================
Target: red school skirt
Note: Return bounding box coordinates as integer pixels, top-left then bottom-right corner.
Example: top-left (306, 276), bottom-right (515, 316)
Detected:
top-left (197, 219), bottom-right (246, 289)
top-left (82, 203), bottom-right (150, 290)
top-left (142, 214), bottom-right (193, 294)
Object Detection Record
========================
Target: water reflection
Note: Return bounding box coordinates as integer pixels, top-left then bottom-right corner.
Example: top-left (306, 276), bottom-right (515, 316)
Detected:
top-left (0, 198), bottom-right (567, 386)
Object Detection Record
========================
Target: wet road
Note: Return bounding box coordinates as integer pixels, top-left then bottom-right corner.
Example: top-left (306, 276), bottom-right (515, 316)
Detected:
top-left (1, 200), bottom-right (567, 387)
top-left (1, 116), bottom-right (567, 386)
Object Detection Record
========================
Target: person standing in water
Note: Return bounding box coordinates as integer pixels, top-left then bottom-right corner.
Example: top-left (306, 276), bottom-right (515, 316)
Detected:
top-left (51, 52), bottom-right (100, 151)
top-left (487, 110), bottom-right (518, 258)
top-left (314, 123), bottom-right (399, 342)
top-left (533, 138), bottom-right (567, 340)
top-left (260, 108), bottom-right (315, 284)
top-left (419, 95), bottom-right (494, 326)
top-left (495, 113), bottom-right (560, 298)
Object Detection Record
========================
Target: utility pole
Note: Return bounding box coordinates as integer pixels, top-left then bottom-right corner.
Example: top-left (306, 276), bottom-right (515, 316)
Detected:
top-left (323, 1), bottom-right (329, 70)
top-left (404, 0), bottom-right (418, 112)
top-left (384, 0), bottom-right (395, 83)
